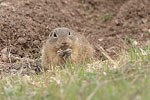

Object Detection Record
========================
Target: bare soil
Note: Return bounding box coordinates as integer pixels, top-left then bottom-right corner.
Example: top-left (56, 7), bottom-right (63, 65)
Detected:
top-left (0, 0), bottom-right (150, 73)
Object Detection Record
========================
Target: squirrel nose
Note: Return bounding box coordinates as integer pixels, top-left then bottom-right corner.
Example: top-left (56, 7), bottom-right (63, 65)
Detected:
top-left (61, 40), bottom-right (67, 44)
top-left (62, 42), bottom-right (67, 45)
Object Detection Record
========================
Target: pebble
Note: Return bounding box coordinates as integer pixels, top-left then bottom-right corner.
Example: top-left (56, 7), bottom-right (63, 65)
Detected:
top-left (18, 37), bottom-right (27, 44)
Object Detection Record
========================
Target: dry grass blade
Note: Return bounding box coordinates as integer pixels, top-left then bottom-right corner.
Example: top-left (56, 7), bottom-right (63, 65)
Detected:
top-left (86, 81), bottom-right (100, 100)
top-left (98, 46), bottom-right (118, 68)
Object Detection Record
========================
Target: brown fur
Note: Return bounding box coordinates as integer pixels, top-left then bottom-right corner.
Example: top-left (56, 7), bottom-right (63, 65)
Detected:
top-left (41, 27), bottom-right (95, 70)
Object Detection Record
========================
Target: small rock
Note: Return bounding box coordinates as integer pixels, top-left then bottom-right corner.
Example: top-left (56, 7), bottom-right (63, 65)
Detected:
top-left (133, 40), bottom-right (138, 46)
top-left (98, 38), bottom-right (104, 42)
top-left (33, 40), bottom-right (40, 45)
top-left (1, 54), bottom-right (16, 63)
top-left (142, 28), bottom-right (148, 32)
top-left (103, 72), bottom-right (107, 75)
top-left (25, 1), bottom-right (31, 5)
top-left (1, 54), bottom-right (9, 62)
top-left (148, 29), bottom-right (150, 33)
top-left (1, 47), bottom-right (8, 54)
top-left (18, 37), bottom-right (27, 44)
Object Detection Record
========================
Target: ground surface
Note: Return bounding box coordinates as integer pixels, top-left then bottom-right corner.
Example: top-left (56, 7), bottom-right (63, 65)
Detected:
top-left (0, 0), bottom-right (150, 99)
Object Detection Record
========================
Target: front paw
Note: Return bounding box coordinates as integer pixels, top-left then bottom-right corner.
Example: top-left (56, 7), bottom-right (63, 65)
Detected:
top-left (57, 49), bottom-right (72, 58)
top-left (57, 49), bottom-right (65, 57)
top-left (64, 49), bottom-right (72, 56)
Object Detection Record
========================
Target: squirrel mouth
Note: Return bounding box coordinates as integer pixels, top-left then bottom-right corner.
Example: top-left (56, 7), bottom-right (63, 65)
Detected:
top-left (60, 45), bottom-right (70, 50)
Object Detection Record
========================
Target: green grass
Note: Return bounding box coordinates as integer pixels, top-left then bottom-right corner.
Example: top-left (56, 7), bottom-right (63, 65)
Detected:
top-left (101, 14), bottom-right (112, 22)
top-left (0, 45), bottom-right (150, 100)
top-left (130, 24), bottom-right (138, 34)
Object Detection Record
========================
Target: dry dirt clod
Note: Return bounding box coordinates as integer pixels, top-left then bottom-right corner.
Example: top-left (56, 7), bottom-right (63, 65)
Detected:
top-left (1, 47), bottom-right (8, 54)
top-left (18, 37), bottom-right (27, 44)
top-left (1, 54), bottom-right (9, 62)
top-left (1, 54), bottom-right (16, 63)
top-left (33, 40), bottom-right (40, 45)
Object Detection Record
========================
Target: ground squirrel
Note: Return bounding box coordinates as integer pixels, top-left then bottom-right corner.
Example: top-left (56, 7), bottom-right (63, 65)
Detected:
top-left (41, 27), bottom-right (95, 70)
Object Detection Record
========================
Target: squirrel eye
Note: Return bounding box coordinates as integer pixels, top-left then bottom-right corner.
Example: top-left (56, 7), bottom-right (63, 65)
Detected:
top-left (53, 32), bottom-right (57, 38)
top-left (68, 32), bottom-right (71, 36)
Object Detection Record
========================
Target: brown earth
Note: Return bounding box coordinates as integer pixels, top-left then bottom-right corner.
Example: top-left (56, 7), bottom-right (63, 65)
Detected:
top-left (0, 0), bottom-right (150, 73)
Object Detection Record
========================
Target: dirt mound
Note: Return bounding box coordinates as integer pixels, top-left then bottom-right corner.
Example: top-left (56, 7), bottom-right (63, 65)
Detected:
top-left (0, 0), bottom-right (126, 59)
top-left (115, 0), bottom-right (150, 42)
top-left (99, 0), bottom-right (150, 55)
top-left (0, 0), bottom-right (79, 58)
top-left (0, 0), bottom-right (150, 70)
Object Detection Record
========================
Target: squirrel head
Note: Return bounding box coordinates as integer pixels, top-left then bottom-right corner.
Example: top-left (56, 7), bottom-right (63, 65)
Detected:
top-left (48, 27), bottom-right (78, 50)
